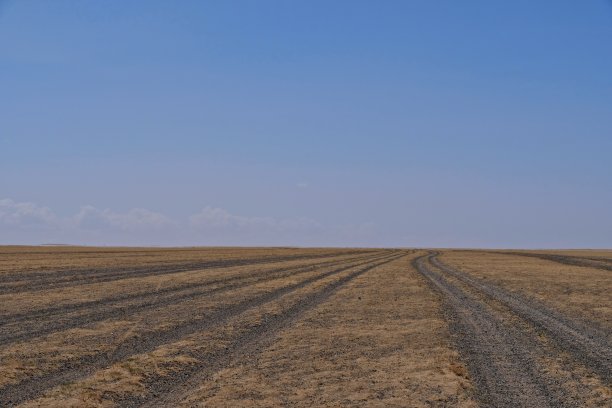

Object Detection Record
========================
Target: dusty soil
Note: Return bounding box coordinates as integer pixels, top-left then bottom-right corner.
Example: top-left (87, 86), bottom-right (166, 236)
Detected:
top-left (440, 251), bottom-right (612, 330)
top-left (415, 252), bottom-right (611, 408)
top-left (1, 246), bottom-right (609, 407)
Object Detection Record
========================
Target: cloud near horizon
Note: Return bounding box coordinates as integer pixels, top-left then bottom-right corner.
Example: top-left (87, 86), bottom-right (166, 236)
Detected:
top-left (0, 199), bottom-right (59, 228)
top-left (0, 198), bottom-right (340, 246)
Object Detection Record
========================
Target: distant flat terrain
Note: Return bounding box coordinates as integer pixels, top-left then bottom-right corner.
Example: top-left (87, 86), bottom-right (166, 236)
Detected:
top-left (0, 246), bottom-right (609, 407)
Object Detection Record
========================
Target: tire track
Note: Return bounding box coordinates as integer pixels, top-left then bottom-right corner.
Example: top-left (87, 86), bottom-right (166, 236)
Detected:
top-left (414, 253), bottom-right (569, 408)
top-left (430, 255), bottom-right (612, 383)
top-left (0, 252), bottom-right (380, 323)
top-left (0, 249), bottom-right (370, 283)
top-left (584, 257), bottom-right (612, 265)
top-left (0, 252), bottom-right (402, 407)
top-left (135, 253), bottom-right (407, 408)
top-left (0, 250), bottom-right (369, 294)
top-left (494, 251), bottom-right (612, 272)
top-left (0, 252), bottom-right (388, 346)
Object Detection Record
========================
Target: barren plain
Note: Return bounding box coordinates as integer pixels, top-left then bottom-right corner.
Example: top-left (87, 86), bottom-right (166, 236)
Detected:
top-left (0, 246), bottom-right (610, 407)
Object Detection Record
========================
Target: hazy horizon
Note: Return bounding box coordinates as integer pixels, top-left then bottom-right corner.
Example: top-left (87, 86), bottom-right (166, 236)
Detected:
top-left (2, 1), bottom-right (611, 248)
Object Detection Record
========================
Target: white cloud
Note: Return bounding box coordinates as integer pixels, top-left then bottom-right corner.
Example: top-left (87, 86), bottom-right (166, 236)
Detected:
top-left (0, 199), bottom-right (174, 234)
top-left (0, 199), bottom-right (322, 238)
top-left (0, 199), bottom-right (59, 227)
top-left (0, 199), bottom-right (352, 246)
top-left (73, 206), bottom-right (174, 231)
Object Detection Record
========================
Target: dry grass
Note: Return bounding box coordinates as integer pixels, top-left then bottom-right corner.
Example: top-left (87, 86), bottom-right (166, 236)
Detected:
top-left (6, 246), bottom-right (607, 407)
top-left (0, 246), bottom-right (350, 275)
top-left (0, 250), bottom-right (366, 314)
top-left (0, 253), bottom-right (372, 388)
top-left (179, 253), bottom-right (475, 407)
top-left (439, 250), bottom-right (612, 330)
top-left (21, 258), bottom-right (372, 406)
top-left (524, 249), bottom-right (612, 259)
top-left (0, 247), bottom-right (477, 407)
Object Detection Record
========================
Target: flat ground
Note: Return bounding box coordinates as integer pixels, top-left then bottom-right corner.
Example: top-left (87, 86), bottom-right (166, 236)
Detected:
top-left (0, 246), bottom-right (609, 407)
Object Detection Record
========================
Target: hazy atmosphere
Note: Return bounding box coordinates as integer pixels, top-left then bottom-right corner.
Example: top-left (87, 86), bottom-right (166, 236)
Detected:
top-left (2, 0), bottom-right (611, 247)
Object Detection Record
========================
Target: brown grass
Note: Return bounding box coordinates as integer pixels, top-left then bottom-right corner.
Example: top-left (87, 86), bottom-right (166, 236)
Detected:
top-left (1, 247), bottom-right (477, 407)
top-left (179, 253), bottom-right (475, 407)
top-left (439, 250), bottom-right (612, 330)
top-left (0, 250), bottom-right (366, 314)
top-left (0, 254), bottom-right (372, 388)
top-left (8, 246), bottom-right (607, 407)
top-left (0, 246), bottom-right (352, 275)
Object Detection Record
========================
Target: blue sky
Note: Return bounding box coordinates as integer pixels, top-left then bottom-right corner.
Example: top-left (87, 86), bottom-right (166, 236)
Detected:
top-left (1, 0), bottom-right (611, 247)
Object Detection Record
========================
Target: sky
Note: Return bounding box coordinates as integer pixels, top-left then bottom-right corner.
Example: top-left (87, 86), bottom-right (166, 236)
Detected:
top-left (1, 0), bottom-right (611, 248)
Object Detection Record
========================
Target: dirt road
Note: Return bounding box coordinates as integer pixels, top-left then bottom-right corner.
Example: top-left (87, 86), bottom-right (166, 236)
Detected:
top-left (414, 252), bottom-right (611, 407)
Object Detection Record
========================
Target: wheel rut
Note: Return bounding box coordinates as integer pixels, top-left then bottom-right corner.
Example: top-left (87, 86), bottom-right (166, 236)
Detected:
top-left (429, 255), bottom-right (612, 383)
top-left (136, 253), bottom-right (407, 408)
top-left (0, 252), bottom-right (401, 407)
top-left (0, 252), bottom-right (383, 346)
top-left (0, 250), bottom-right (371, 294)
top-left (494, 251), bottom-right (612, 272)
top-left (414, 252), bottom-right (611, 408)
